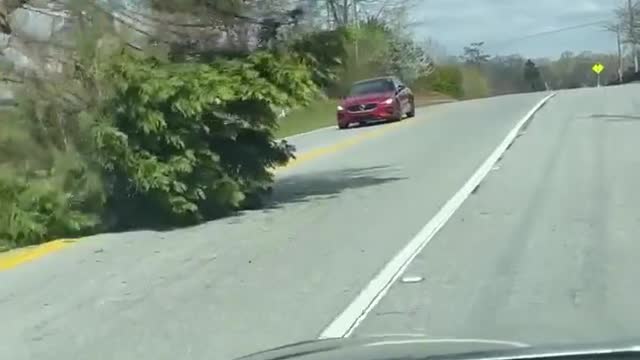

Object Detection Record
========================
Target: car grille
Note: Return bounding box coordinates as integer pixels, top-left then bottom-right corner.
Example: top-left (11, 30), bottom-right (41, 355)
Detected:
top-left (347, 103), bottom-right (377, 112)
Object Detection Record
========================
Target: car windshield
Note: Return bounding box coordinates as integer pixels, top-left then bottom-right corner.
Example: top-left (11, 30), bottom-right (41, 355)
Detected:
top-left (349, 79), bottom-right (395, 96)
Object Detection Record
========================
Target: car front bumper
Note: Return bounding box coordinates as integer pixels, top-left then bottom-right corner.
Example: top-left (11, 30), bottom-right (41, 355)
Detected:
top-left (337, 105), bottom-right (398, 127)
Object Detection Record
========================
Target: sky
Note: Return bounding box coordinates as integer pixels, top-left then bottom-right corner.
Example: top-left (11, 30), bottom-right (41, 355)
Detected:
top-left (409, 0), bottom-right (622, 59)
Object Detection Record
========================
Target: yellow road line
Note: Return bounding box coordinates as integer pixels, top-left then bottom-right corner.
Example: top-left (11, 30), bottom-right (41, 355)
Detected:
top-left (0, 239), bottom-right (74, 271)
top-left (0, 120), bottom-right (410, 272)
top-left (277, 120), bottom-right (407, 171)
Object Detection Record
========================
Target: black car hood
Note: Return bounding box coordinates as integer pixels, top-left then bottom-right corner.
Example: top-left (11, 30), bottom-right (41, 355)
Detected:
top-left (234, 335), bottom-right (640, 360)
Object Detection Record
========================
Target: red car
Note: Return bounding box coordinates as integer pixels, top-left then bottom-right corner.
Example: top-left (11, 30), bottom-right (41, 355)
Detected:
top-left (337, 76), bottom-right (415, 129)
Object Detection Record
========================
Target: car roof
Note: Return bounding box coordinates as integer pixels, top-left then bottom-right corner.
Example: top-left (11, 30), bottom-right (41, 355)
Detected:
top-left (352, 76), bottom-right (395, 85)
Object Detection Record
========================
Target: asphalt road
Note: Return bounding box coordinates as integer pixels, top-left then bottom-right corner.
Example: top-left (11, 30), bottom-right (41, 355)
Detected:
top-left (355, 84), bottom-right (640, 345)
top-left (1, 85), bottom-right (638, 360)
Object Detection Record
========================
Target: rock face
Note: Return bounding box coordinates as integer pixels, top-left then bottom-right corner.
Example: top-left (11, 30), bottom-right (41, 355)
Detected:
top-left (0, 1), bottom-right (82, 103)
top-left (0, 1), bottom-right (67, 74)
top-left (0, 0), bottom-right (261, 105)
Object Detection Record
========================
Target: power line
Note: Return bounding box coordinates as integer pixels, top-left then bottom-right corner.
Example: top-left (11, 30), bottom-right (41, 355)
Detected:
top-left (488, 20), bottom-right (611, 49)
top-left (408, 18), bottom-right (614, 52)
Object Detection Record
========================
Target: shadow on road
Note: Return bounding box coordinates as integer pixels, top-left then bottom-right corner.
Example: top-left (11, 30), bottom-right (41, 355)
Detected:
top-left (93, 166), bottom-right (405, 235)
top-left (266, 165), bottom-right (406, 207)
top-left (341, 120), bottom-right (395, 131)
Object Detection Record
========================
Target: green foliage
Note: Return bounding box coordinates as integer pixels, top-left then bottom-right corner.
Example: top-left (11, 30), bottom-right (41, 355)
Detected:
top-left (0, 159), bottom-right (102, 248)
top-left (461, 42), bottom-right (490, 65)
top-left (357, 18), bottom-right (430, 83)
top-left (461, 66), bottom-right (490, 99)
top-left (0, 0), bottom-right (324, 247)
top-left (330, 23), bottom-right (388, 96)
top-left (321, 19), bottom-right (431, 96)
top-left (411, 65), bottom-right (463, 99)
top-left (0, 0), bottom-right (428, 249)
top-left (94, 51), bottom-right (317, 228)
top-left (546, 51), bottom-right (619, 89)
top-left (481, 55), bottom-right (529, 95)
top-left (523, 59), bottom-right (545, 91)
top-left (290, 28), bottom-right (351, 88)
top-left (0, 95), bottom-right (105, 248)
top-left (386, 35), bottom-right (430, 83)
top-left (1, 44), bottom-right (319, 246)
top-left (0, 0), bottom-right (117, 247)
top-left (451, 42), bottom-right (623, 95)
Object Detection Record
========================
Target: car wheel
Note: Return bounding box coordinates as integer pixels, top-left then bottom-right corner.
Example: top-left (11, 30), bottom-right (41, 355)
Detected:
top-left (391, 105), bottom-right (403, 122)
top-left (338, 123), bottom-right (348, 129)
top-left (406, 100), bottom-right (416, 118)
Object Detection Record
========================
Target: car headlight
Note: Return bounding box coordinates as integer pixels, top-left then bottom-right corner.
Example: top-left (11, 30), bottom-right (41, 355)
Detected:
top-left (337, 105), bottom-right (344, 111)
top-left (382, 98), bottom-right (394, 105)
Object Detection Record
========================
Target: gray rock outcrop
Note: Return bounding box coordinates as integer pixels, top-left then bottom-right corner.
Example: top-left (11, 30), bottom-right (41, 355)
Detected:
top-left (0, 0), bottom-right (261, 106)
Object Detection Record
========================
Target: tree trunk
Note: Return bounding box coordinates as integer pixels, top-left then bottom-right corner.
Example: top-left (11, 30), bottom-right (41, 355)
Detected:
top-left (326, 0), bottom-right (340, 27)
top-left (342, 0), bottom-right (349, 25)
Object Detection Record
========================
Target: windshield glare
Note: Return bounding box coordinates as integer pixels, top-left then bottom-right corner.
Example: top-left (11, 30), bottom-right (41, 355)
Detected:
top-left (349, 79), bottom-right (395, 96)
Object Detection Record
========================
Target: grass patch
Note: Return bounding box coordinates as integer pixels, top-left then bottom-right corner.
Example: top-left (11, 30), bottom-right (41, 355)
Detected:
top-left (413, 91), bottom-right (456, 107)
top-left (276, 98), bottom-right (338, 138)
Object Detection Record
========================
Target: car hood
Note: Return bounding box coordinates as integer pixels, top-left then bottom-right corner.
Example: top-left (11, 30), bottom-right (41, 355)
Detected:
top-left (342, 92), bottom-right (395, 106)
top-left (233, 335), bottom-right (640, 360)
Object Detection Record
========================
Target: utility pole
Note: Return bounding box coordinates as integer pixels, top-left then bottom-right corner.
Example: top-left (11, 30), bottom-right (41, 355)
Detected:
top-left (617, 24), bottom-right (624, 81)
top-left (353, 0), bottom-right (359, 63)
top-left (628, 0), bottom-right (639, 72)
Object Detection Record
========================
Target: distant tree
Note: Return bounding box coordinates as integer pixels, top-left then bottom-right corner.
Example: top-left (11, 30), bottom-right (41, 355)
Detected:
top-left (410, 64), bottom-right (463, 98)
top-left (484, 54), bottom-right (528, 94)
top-left (610, 0), bottom-right (640, 72)
top-left (301, 0), bottom-right (418, 29)
top-left (544, 51), bottom-right (618, 89)
top-left (461, 66), bottom-right (490, 98)
top-left (523, 59), bottom-right (544, 91)
top-left (461, 42), bottom-right (490, 65)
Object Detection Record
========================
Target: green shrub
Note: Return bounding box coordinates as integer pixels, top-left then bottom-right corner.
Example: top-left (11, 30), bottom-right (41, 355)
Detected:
top-left (0, 160), bottom-right (103, 248)
top-left (0, 103), bottom-right (104, 248)
top-left (411, 65), bottom-right (463, 98)
top-left (94, 51), bottom-right (318, 228)
top-left (290, 28), bottom-right (350, 89)
top-left (0, 40), bottom-right (321, 247)
top-left (461, 66), bottom-right (490, 99)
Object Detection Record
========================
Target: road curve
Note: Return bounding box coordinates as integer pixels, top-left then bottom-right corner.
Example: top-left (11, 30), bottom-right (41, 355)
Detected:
top-left (3, 87), bottom-right (627, 360)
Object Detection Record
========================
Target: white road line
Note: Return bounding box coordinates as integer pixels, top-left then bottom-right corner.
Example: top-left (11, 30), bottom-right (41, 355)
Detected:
top-left (318, 92), bottom-right (557, 339)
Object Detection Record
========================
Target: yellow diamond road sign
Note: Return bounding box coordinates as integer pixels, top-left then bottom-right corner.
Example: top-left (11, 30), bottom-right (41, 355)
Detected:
top-left (592, 63), bottom-right (605, 74)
